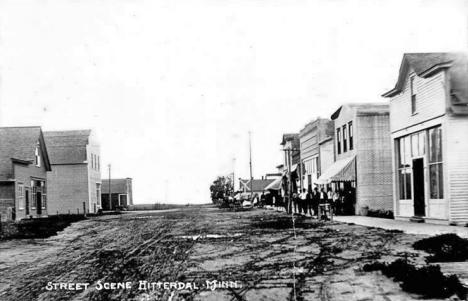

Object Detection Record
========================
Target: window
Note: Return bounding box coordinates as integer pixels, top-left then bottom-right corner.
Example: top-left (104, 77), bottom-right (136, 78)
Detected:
top-left (411, 76), bottom-right (417, 114)
top-left (97, 156), bottom-right (100, 170)
top-left (35, 144), bottom-right (41, 167)
top-left (429, 127), bottom-right (443, 199)
top-left (337, 128), bottom-right (341, 154)
top-left (313, 157), bottom-right (320, 179)
top-left (91, 154), bottom-right (94, 169)
top-left (96, 183), bottom-right (101, 205)
top-left (397, 136), bottom-right (412, 200)
top-left (31, 180), bottom-right (36, 208)
top-left (343, 125), bottom-right (347, 152)
top-left (349, 122), bottom-right (353, 150)
top-left (18, 184), bottom-right (24, 210)
top-left (41, 181), bottom-right (46, 209)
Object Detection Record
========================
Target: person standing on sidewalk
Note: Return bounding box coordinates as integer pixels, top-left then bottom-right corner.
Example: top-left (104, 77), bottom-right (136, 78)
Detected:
top-left (312, 187), bottom-right (320, 217)
top-left (299, 188), bottom-right (307, 215)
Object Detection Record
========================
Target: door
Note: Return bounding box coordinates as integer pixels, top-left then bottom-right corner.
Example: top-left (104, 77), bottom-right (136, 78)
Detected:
top-left (412, 158), bottom-right (425, 216)
top-left (25, 188), bottom-right (30, 215)
top-left (36, 192), bottom-right (42, 215)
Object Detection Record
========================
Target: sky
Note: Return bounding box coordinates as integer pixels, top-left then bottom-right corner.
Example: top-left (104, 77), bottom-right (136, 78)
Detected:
top-left (0, 0), bottom-right (466, 204)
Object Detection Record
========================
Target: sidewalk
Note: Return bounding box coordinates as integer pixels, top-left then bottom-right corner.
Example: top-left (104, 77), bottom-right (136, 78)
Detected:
top-left (333, 215), bottom-right (468, 238)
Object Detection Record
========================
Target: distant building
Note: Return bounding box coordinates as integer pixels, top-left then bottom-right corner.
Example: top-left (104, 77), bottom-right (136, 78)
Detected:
top-left (317, 103), bottom-right (393, 215)
top-left (44, 130), bottom-right (101, 214)
top-left (299, 118), bottom-right (334, 191)
top-left (101, 178), bottom-right (133, 210)
top-left (0, 127), bottom-right (52, 220)
top-left (383, 52), bottom-right (468, 224)
top-left (239, 178), bottom-right (275, 193)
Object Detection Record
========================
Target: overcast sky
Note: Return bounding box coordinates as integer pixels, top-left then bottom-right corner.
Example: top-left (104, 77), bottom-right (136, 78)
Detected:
top-left (0, 0), bottom-right (466, 204)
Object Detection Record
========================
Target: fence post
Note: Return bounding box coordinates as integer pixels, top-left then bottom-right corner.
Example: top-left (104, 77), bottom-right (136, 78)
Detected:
top-left (83, 202), bottom-right (86, 217)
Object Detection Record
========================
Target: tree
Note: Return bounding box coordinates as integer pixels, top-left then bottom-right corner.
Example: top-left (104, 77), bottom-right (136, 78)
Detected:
top-left (210, 176), bottom-right (233, 204)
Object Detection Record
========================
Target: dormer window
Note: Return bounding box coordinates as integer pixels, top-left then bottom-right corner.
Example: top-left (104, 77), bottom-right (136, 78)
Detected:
top-left (410, 76), bottom-right (417, 114)
top-left (35, 144), bottom-right (41, 167)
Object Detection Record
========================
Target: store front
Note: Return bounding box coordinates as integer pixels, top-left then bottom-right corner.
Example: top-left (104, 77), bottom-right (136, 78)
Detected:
top-left (394, 125), bottom-right (445, 219)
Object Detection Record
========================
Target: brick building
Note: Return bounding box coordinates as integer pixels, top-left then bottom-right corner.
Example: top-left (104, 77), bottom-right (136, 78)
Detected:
top-left (101, 178), bottom-right (133, 210)
top-left (317, 103), bottom-right (393, 215)
top-left (44, 130), bottom-right (101, 214)
top-left (299, 118), bottom-right (334, 192)
top-left (383, 52), bottom-right (468, 225)
top-left (0, 127), bottom-right (52, 221)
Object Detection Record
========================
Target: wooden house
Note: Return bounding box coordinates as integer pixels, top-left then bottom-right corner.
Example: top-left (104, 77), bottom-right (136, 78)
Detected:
top-left (0, 127), bottom-right (51, 220)
top-left (383, 52), bottom-right (468, 225)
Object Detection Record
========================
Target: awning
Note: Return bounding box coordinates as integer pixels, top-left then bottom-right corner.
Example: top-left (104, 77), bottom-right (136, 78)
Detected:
top-left (316, 156), bottom-right (356, 184)
top-left (264, 177), bottom-right (282, 190)
top-left (290, 164), bottom-right (298, 172)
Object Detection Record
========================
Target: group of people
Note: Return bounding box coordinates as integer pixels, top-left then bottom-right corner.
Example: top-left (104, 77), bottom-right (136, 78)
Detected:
top-left (267, 186), bottom-right (355, 217)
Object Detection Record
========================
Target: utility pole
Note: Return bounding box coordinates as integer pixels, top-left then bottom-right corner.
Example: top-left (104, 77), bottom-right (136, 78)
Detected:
top-left (249, 132), bottom-right (253, 199)
top-left (108, 164), bottom-right (111, 210)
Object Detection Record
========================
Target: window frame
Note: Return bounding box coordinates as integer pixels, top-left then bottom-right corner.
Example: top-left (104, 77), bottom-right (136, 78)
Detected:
top-left (35, 145), bottom-right (41, 167)
top-left (349, 122), bottom-right (353, 150)
top-left (337, 128), bottom-right (341, 155)
top-left (343, 124), bottom-right (347, 153)
top-left (410, 76), bottom-right (417, 115)
top-left (18, 183), bottom-right (24, 210)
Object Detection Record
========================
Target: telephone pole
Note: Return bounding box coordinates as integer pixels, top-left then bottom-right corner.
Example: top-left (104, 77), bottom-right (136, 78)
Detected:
top-left (282, 148), bottom-right (300, 214)
top-left (249, 132), bottom-right (253, 199)
top-left (108, 164), bottom-right (111, 210)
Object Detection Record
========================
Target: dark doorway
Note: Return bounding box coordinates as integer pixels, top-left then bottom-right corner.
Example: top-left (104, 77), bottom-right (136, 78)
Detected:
top-left (25, 188), bottom-right (30, 216)
top-left (412, 158), bottom-right (425, 216)
top-left (36, 192), bottom-right (42, 215)
top-left (307, 175), bottom-right (312, 192)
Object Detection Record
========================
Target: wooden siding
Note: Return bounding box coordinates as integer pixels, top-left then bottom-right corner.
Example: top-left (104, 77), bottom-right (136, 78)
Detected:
top-left (446, 115), bottom-right (468, 223)
top-left (389, 69), bottom-right (446, 134)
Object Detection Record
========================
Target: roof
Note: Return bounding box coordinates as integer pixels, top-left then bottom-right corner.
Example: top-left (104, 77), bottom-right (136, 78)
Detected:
top-left (383, 52), bottom-right (468, 114)
top-left (331, 103), bottom-right (389, 120)
top-left (280, 133), bottom-right (300, 148)
top-left (102, 178), bottom-right (132, 194)
top-left (44, 130), bottom-right (91, 164)
top-left (239, 179), bottom-right (275, 192)
top-left (0, 127), bottom-right (51, 179)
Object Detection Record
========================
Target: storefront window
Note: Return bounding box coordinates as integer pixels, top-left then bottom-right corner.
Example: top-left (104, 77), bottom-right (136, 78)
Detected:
top-left (397, 137), bottom-right (412, 200)
top-left (429, 127), bottom-right (443, 199)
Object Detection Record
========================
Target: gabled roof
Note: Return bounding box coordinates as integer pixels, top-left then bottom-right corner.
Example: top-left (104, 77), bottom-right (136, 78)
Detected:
top-left (331, 103), bottom-right (389, 120)
top-left (0, 127), bottom-right (51, 179)
top-left (44, 130), bottom-right (92, 164)
top-left (239, 179), bottom-right (275, 192)
top-left (382, 52), bottom-right (468, 114)
top-left (102, 178), bottom-right (132, 194)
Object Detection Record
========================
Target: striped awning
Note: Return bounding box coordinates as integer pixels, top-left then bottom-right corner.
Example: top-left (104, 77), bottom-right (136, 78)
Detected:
top-left (316, 156), bottom-right (356, 184)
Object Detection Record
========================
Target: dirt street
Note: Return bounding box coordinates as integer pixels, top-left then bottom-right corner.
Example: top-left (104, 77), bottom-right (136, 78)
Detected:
top-left (0, 205), bottom-right (465, 301)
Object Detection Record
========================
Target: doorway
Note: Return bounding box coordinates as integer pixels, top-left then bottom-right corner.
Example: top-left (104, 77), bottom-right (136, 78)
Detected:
top-left (412, 158), bottom-right (425, 216)
top-left (36, 192), bottom-right (42, 215)
top-left (25, 188), bottom-right (30, 216)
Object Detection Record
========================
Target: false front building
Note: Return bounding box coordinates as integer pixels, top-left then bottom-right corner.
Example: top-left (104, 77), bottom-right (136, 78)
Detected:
top-left (44, 130), bottom-right (102, 214)
top-left (383, 52), bottom-right (468, 225)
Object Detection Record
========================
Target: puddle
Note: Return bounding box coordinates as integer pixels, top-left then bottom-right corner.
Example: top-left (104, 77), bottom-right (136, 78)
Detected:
top-left (178, 233), bottom-right (243, 240)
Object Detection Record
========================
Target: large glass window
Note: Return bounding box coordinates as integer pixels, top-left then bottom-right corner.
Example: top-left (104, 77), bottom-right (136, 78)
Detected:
top-left (397, 136), bottom-right (412, 200)
top-left (429, 127), bottom-right (443, 199)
